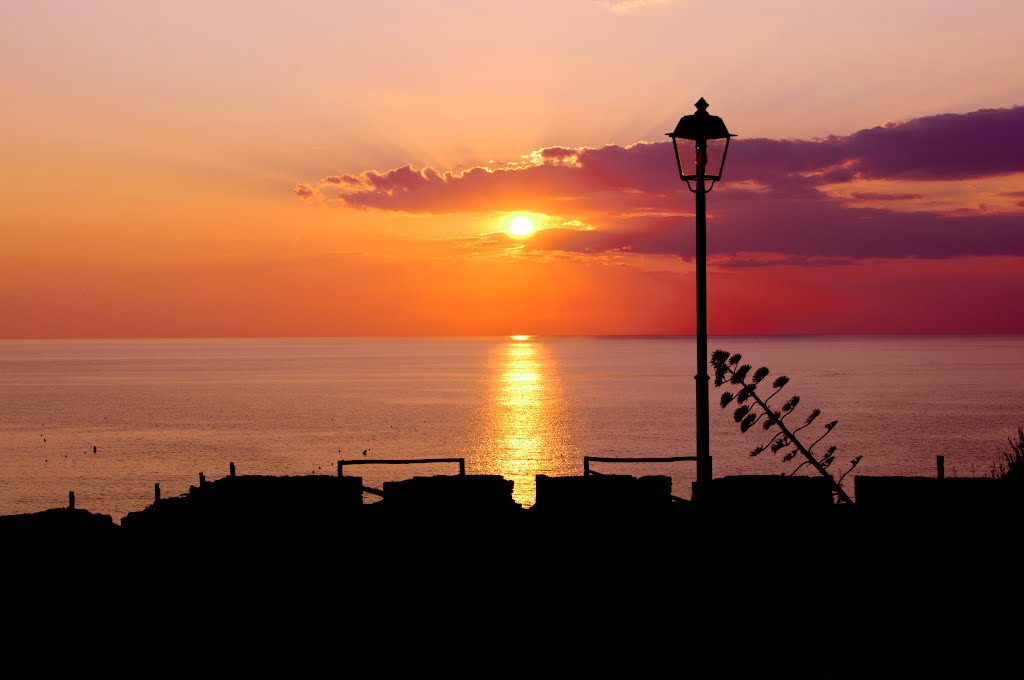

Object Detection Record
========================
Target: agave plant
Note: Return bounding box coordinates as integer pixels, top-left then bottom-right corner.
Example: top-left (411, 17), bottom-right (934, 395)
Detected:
top-left (711, 349), bottom-right (861, 504)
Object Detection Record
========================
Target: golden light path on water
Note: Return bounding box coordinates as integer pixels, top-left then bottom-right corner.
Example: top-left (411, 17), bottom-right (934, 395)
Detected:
top-left (476, 336), bottom-right (579, 508)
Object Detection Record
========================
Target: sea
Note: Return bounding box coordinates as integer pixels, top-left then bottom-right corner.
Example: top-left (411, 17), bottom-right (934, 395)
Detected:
top-left (2, 335), bottom-right (1022, 524)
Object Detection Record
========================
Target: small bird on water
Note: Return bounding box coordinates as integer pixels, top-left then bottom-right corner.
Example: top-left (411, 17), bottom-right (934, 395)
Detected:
top-left (363, 449), bottom-right (369, 456)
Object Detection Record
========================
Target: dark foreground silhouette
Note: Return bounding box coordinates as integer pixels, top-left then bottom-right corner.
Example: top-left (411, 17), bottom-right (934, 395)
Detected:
top-left (3, 471), bottom-right (1017, 676)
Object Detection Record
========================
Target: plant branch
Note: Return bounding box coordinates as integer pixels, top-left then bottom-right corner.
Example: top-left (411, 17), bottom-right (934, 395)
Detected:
top-left (712, 350), bottom-right (855, 505)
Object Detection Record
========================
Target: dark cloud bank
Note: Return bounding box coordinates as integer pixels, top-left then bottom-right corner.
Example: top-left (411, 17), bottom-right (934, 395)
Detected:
top-left (298, 106), bottom-right (1024, 263)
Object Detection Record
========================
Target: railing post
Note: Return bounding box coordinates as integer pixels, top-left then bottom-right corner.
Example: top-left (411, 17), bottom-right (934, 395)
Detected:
top-left (338, 460), bottom-right (343, 477)
top-left (230, 462), bottom-right (235, 477)
top-left (937, 455), bottom-right (945, 480)
top-left (155, 482), bottom-right (160, 503)
top-left (199, 472), bottom-right (205, 487)
top-left (458, 459), bottom-right (465, 475)
top-left (69, 490), bottom-right (75, 510)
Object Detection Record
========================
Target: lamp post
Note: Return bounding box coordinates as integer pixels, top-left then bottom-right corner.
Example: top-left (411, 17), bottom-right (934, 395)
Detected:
top-left (667, 97), bottom-right (734, 493)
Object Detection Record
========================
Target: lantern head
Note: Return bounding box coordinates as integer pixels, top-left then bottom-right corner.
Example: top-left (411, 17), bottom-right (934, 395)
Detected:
top-left (667, 97), bottom-right (735, 187)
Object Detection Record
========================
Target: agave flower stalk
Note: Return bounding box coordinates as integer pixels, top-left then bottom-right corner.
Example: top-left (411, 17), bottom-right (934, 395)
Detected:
top-left (711, 349), bottom-right (861, 504)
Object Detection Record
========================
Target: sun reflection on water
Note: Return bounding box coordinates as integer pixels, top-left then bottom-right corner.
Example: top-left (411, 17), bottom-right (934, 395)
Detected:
top-left (477, 337), bottom-right (578, 508)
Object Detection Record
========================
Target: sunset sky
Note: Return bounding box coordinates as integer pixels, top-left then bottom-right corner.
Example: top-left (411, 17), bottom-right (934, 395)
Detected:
top-left (2, 0), bottom-right (1022, 338)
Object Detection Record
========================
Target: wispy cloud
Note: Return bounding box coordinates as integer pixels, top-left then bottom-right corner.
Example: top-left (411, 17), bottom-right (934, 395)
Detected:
top-left (594, 0), bottom-right (670, 13)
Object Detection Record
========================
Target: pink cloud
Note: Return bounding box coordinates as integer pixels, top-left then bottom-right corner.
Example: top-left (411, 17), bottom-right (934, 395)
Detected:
top-left (848, 192), bottom-right (925, 201)
top-left (540, 146), bottom-right (579, 161)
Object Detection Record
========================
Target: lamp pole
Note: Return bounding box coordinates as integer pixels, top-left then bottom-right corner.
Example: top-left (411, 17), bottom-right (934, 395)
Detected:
top-left (667, 98), bottom-right (733, 494)
top-left (694, 139), bottom-right (710, 490)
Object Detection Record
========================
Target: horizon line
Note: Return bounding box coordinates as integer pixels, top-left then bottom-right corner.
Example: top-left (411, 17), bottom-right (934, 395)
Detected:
top-left (3, 330), bottom-right (1024, 343)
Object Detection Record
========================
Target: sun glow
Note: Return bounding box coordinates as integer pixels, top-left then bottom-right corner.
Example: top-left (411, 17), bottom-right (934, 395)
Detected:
top-left (508, 216), bottom-right (536, 239)
top-left (475, 338), bottom-right (578, 508)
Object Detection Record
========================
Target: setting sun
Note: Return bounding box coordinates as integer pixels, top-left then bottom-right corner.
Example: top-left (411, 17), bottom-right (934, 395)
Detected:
top-left (508, 216), bottom-right (535, 239)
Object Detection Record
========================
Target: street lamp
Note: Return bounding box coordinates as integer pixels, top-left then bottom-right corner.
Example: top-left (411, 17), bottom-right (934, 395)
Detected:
top-left (667, 97), bottom-right (734, 494)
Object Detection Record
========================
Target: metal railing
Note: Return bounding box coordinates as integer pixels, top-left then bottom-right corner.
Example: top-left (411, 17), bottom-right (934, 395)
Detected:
top-left (337, 457), bottom-right (466, 497)
top-left (583, 455), bottom-right (698, 476)
top-left (583, 455), bottom-right (700, 503)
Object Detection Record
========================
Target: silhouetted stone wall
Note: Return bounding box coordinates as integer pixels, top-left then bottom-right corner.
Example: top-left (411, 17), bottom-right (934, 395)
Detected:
top-left (533, 473), bottom-right (675, 517)
top-left (854, 475), bottom-right (1011, 512)
top-left (120, 473), bottom-right (364, 536)
top-left (704, 474), bottom-right (834, 513)
top-left (375, 474), bottom-right (519, 516)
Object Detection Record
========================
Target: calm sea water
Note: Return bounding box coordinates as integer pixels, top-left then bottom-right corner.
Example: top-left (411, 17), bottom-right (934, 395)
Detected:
top-left (2, 335), bottom-right (1022, 523)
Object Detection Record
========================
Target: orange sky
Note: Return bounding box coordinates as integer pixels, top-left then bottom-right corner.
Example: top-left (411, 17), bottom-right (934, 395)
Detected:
top-left (2, 1), bottom-right (1023, 338)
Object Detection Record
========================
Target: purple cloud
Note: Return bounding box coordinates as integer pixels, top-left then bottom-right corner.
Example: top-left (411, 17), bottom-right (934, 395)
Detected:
top-left (301, 106), bottom-right (1024, 261)
top-left (841, 107), bottom-right (1024, 181)
top-left (848, 192), bottom-right (926, 201)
